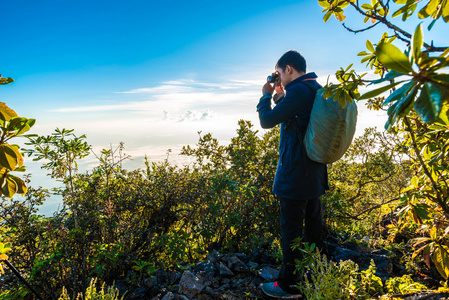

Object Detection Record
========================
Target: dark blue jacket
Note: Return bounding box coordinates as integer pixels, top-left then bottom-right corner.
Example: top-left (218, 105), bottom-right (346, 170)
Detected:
top-left (257, 72), bottom-right (329, 200)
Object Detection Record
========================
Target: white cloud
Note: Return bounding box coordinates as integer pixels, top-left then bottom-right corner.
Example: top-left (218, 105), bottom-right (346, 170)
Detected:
top-left (51, 79), bottom-right (260, 117)
top-left (45, 75), bottom-right (388, 166)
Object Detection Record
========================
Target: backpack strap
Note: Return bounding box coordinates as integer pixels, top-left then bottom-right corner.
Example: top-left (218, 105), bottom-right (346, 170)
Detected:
top-left (286, 79), bottom-right (322, 173)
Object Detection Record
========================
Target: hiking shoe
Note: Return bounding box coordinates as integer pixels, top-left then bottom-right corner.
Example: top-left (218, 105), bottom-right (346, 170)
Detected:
top-left (261, 281), bottom-right (303, 299)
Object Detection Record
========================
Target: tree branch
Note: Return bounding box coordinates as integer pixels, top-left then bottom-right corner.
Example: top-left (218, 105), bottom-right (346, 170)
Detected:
top-left (337, 197), bottom-right (400, 220)
top-left (347, 1), bottom-right (448, 52)
top-left (342, 21), bottom-right (381, 34)
top-left (404, 117), bottom-right (448, 213)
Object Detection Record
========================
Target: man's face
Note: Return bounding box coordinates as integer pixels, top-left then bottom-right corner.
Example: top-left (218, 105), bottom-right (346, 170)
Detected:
top-left (276, 66), bottom-right (290, 87)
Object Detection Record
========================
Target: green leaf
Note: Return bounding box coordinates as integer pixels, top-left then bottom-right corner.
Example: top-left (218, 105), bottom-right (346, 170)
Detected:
top-left (415, 82), bottom-right (444, 123)
top-left (412, 24), bottom-right (423, 63)
top-left (392, 6), bottom-right (405, 18)
top-left (324, 11), bottom-right (332, 22)
top-left (428, 19), bottom-right (437, 30)
top-left (318, 0), bottom-right (331, 8)
top-left (9, 174), bottom-right (27, 195)
top-left (415, 204), bottom-right (430, 219)
top-left (361, 3), bottom-right (372, 10)
top-left (376, 43), bottom-right (414, 74)
top-left (443, 1), bottom-right (449, 22)
top-left (433, 74), bottom-right (449, 85)
top-left (361, 56), bottom-right (371, 63)
top-left (366, 40), bottom-right (375, 52)
top-left (436, 104), bottom-right (449, 125)
top-left (432, 246), bottom-right (449, 280)
top-left (2, 175), bottom-right (18, 198)
top-left (0, 242), bottom-right (11, 254)
top-left (0, 145), bottom-right (20, 171)
top-left (371, 70), bottom-right (405, 84)
top-left (385, 87), bottom-right (417, 129)
top-left (9, 145), bottom-right (24, 168)
top-left (418, 0), bottom-right (439, 19)
top-left (0, 77), bottom-right (14, 85)
top-left (359, 80), bottom-right (406, 100)
top-left (383, 81), bottom-right (416, 105)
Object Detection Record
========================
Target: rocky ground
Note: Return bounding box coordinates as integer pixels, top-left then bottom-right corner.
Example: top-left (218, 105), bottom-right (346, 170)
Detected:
top-left (118, 237), bottom-right (449, 300)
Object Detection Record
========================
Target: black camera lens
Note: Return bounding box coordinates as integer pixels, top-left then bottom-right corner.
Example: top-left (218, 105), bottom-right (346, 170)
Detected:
top-left (267, 73), bottom-right (279, 83)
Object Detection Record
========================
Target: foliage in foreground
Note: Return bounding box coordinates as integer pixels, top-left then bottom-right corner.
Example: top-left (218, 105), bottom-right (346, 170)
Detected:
top-left (1, 118), bottom-right (445, 299)
top-left (317, 0), bottom-right (449, 281)
top-left (58, 278), bottom-right (123, 300)
top-left (2, 120), bottom-right (282, 299)
top-left (295, 243), bottom-right (427, 300)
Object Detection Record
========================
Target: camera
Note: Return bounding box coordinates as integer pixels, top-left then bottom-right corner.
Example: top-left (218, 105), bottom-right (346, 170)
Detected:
top-left (267, 73), bottom-right (279, 83)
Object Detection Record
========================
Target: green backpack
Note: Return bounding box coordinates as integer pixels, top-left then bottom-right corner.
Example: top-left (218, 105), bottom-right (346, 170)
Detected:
top-left (300, 81), bottom-right (358, 164)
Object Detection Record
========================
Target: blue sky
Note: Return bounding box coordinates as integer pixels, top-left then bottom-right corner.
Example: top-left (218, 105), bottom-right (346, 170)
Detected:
top-left (1, 0), bottom-right (447, 213)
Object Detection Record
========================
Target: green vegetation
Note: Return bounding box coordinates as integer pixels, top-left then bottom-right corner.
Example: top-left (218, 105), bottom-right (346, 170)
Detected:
top-left (294, 244), bottom-right (427, 299)
top-left (0, 104), bottom-right (446, 299)
top-left (318, 0), bottom-right (449, 285)
top-left (1, 1), bottom-right (448, 298)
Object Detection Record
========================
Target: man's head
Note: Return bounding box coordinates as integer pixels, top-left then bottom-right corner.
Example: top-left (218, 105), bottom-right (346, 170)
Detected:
top-left (275, 50), bottom-right (306, 86)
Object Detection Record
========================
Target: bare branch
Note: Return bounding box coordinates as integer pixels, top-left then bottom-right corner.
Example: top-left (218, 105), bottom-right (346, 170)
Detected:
top-left (342, 21), bottom-right (381, 34)
top-left (337, 197), bottom-right (400, 220)
top-left (347, 1), bottom-right (448, 52)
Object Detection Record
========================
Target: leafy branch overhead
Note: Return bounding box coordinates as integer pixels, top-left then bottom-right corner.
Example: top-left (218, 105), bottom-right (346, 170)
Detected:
top-left (0, 82), bottom-right (36, 198)
top-left (317, 0), bottom-right (449, 282)
top-left (318, 0), bottom-right (448, 129)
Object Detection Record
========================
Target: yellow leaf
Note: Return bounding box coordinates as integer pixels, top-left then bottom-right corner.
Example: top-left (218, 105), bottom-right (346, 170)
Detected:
top-left (411, 176), bottom-right (418, 188)
top-left (0, 102), bottom-right (18, 122)
top-left (430, 226), bottom-right (437, 240)
top-left (432, 246), bottom-right (449, 280)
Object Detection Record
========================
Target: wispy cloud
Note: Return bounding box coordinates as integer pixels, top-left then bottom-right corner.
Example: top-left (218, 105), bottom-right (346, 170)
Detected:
top-left (51, 78), bottom-right (260, 117)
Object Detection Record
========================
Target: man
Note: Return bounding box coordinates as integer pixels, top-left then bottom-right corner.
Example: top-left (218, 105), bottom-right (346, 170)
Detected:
top-left (257, 50), bottom-right (329, 299)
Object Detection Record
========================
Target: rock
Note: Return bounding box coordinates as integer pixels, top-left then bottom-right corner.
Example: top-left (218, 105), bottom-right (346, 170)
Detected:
top-left (193, 260), bottom-right (215, 276)
top-left (127, 287), bottom-right (148, 299)
top-left (207, 250), bottom-right (222, 263)
top-left (248, 249), bottom-right (275, 265)
top-left (113, 279), bottom-right (129, 298)
top-left (143, 277), bottom-right (158, 290)
top-left (333, 246), bottom-right (362, 262)
top-left (372, 248), bottom-right (390, 256)
top-left (161, 292), bottom-right (175, 300)
top-left (371, 254), bottom-right (393, 281)
top-left (156, 269), bottom-right (169, 285)
top-left (167, 271), bottom-right (182, 285)
top-left (234, 253), bottom-right (247, 262)
top-left (203, 286), bottom-right (222, 297)
top-left (161, 292), bottom-right (190, 300)
top-left (226, 255), bottom-right (249, 273)
top-left (247, 261), bottom-right (259, 269)
top-left (178, 271), bottom-right (205, 298)
top-left (258, 266), bottom-right (279, 281)
top-left (219, 262), bottom-right (234, 277)
top-left (344, 241), bottom-right (369, 253)
top-left (217, 283), bottom-right (231, 291)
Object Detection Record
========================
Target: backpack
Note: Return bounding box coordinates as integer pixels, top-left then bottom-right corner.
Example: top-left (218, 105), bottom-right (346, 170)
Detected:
top-left (295, 81), bottom-right (358, 164)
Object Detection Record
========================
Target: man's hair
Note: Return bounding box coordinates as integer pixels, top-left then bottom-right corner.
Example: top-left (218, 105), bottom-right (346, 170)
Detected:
top-left (276, 50), bottom-right (306, 73)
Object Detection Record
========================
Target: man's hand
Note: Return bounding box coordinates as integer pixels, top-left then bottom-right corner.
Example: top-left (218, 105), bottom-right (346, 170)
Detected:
top-left (274, 80), bottom-right (284, 94)
top-left (262, 81), bottom-right (275, 95)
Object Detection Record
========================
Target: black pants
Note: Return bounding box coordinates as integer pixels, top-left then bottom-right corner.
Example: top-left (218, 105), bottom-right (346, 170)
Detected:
top-left (277, 197), bottom-right (323, 294)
